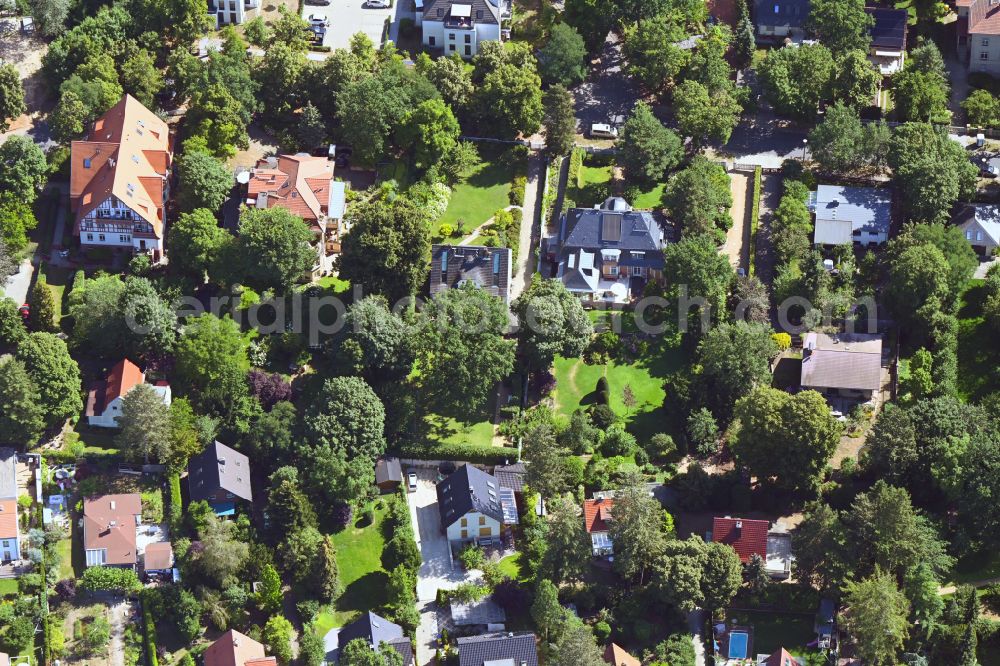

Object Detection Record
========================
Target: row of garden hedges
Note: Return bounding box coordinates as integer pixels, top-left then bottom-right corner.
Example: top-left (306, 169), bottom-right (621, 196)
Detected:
top-left (392, 443), bottom-right (520, 464)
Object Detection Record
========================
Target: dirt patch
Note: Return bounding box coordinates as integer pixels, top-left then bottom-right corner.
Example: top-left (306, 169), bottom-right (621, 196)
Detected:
top-left (249, 0), bottom-right (300, 25)
top-left (0, 18), bottom-right (53, 142)
top-left (62, 604), bottom-right (113, 666)
top-left (723, 171), bottom-right (750, 271)
top-left (228, 123), bottom-right (282, 170)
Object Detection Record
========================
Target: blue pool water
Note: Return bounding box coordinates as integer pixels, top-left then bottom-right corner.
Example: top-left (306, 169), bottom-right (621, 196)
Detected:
top-left (728, 631), bottom-right (749, 659)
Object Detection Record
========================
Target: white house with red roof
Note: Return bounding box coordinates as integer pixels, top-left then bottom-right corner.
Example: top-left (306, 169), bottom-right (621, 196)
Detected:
top-left (86, 359), bottom-right (171, 428)
top-left (83, 493), bottom-right (143, 568)
top-left (957, 0), bottom-right (1000, 75)
top-left (584, 498), bottom-right (614, 557)
top-left (0, 449), bottom-right (20, 563)
top-left (244, 154), bottom-right (347, 277)
top-left (711, 517), bottom-right (792, 579)
top-left (204, 630), bottom-right (276, 666)
top-left (70, 95), bottom-right (172, 259)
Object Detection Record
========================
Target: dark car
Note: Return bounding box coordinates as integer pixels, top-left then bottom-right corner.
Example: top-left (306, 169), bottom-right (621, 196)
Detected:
top-left (304, 0), bottom-right (331, 6)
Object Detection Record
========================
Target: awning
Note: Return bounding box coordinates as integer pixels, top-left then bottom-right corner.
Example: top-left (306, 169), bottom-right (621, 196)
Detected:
top-left (874, 50), bottom-right (902, 57)
top-left (600, 249), bottom-right (621, 259)
top-left (451, 3), bottom-right (471, 16)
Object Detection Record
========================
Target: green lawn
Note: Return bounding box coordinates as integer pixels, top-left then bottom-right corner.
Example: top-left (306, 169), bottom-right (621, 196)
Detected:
top-left (957, 281), bottom-right (1000, 401)
top-left (630, 182), bottom-right (667, 210)
top-left (313, 503), bottom-right (391, 635)
top-left (55, 531), bottom-right (75, 581)
top-left (423, 390), bottom-right (496, 448)
top-left (551, 337), bottom-right (682, 441)
top-left (436, 145), bottom-right (527, 235)
top-left (497, 553), bottom-right (529, 583)
top-left (726, 610), bottom-right (826, 666)
top-left (0, 578), bottom-right (18, 597)
top-left (566, 155), bottom-right (664, 210)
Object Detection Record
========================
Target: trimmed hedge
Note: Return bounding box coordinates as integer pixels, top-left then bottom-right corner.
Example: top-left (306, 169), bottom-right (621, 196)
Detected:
top-left (748, 166), bottom-right (762, 276)
top-left (392, 443), bottom-right (520, 464)
top-left (569, 148), bottom-right (585, 189)
top-left (167, 473), bottom-right (182, 532)
top-left (142, 600), bottom-right (159, 666)
top-left (509, 176), bottom-right (527, 206)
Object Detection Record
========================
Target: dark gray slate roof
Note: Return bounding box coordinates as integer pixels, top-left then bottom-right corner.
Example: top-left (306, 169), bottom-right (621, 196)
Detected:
top-left (493, 463), bottom-right (526, 493)
top-left (811, 185), bottom-right (891, 244)
top-left (430, 245), bottom-right (511, 304)
top-left (422, 0), bottom-right (500, 24)
top-left (337, 612), bottom-right (412, 664)
top-left (375, 457), bottom-right (403, 485)
top-left (754, 0), bottom-right (809, 29)
top-left (450, 598), bottom-right (507, 626)
top-left (437, 464), bottom-right (504, 527)
top-left (866, 7), bottom-right (907, 50)
top-left (456, 633), bottom-right (538, 666)
top-left (188, 441), bottom-right (253, 503)
top-left (561, 206), bottom-right (664, 253)
top-left (0, 449), bottom-right (16, 500)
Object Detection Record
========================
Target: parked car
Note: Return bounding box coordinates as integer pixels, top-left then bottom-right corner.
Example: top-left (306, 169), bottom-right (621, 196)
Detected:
top-left (407, 469), bottom-right (418, 492)
top-left (365, 0), bottom-right (391, 8)
top-left (308, 14), bottom-right (330, 25)
top-left (589, 123), bottom-right (618, 139)
top-left (304, 0), bottom-right (331, 6)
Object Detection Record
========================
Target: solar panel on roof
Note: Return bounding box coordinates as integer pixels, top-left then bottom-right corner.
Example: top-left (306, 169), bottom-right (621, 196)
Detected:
top-left (500, 488), bottom-right (518, 524)
top-left (601, 213), bottom-right (622, 242)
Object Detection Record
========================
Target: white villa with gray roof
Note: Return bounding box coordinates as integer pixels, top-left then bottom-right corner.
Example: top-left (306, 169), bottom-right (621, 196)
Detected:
top-left (809, 185), bottom-right (892, 248)
top-left (417, 0), bottom-right (505, 57)
top-left (546, 197), bottom-right (667, 306)
top-left (954, 204), bottom-right (1000, 256)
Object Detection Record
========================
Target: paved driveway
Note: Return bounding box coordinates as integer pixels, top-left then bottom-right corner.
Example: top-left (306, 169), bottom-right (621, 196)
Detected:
top-left (3, 259), bottom-right (32, 305)
top-left (407, 466), bottom-right (473, 665)
top-left (572, 33), bottom-right (638, 129)
top-left (304, 0), bottom-right (412, 49)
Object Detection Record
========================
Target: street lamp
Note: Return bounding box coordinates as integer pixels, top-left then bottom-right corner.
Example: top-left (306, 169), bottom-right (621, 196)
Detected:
top-left (802, 138), bottom-right (809, 161)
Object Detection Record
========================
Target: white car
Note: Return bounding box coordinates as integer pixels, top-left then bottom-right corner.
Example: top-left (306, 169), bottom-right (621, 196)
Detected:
top-left (308, 14), bottom-right (330, 25)
top-left (365, 0), bottom-right (390, 7)
top-left (590, 123), bottom-right (618, 139)
top-left (407, 469), bottom-right (418, 492)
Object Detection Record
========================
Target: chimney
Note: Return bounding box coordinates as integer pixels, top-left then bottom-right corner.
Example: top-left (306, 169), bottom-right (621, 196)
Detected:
top-left (110, 500), bottom-right (116, 510)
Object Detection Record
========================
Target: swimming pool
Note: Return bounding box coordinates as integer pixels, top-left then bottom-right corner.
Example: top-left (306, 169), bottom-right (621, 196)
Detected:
top-left (728, 631), bottom-right (749, 660)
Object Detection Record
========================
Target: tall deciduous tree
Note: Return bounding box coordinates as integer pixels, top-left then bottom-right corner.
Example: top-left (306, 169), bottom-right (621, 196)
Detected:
top-left (511, 275), bottom-right (593, 371)
top-left (339, 195), bottom-right (429, 305)
top-left (0, 136), bottom-right (47, 201)
top-left (616, 102), bottom-right (682, 185)
top-left (623, 14), bottom-right (689, 92)
top-left (230, 207), bottom-right (314, 292)
top-left (808, 0), bottom-right (873, 53)
top-left (701, 541), bottom-right (743, 612)
top-left (537, 493), bottom-right (591, 585)
top-left (531, 579), bottom-right (567, 644)
top-left (176, 151), bottom-right (233, 213)
top-left (759, 44), bottom-right (835, 119)
top-left (733, 386), bottom-right (841, 493)
top-left (548, 618), bottom-right (606, 666)
top-left (673, 79), bottom-right (742, 146)
top-left (415, 284), bottom-right (515, 413)
top-left (664, 156), bottom-right (732, 239)
top-left (397, 99), bottom-right (460, 169)
top-left (608, 474), bottom-right (668, 585)
top-left (888, 122), bottom-right (977, 224)
top-left (695, 322), bottom-right (777, 418)
top-left (539, 23), bottom-right (587, 86)
top-left (833, 50), bottom-right (881, 110)
top-left (169, 209), bottom-right (230, 280)
top-left (16, 332), bottom-right (82, 427)
top-left (0, 64), bottom-right (26, 133)
top-left (174, 314), bottom-right (252, 419)
top-left (0, 193), bottom-right (39, 254)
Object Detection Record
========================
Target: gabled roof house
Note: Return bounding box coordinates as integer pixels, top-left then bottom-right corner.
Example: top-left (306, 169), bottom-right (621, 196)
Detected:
top-left (954, 203), bottom-right (1000, 256)
top-left (456, 633), bottom-right (538, 666)
top-left (584, 498), bottom-right (614, 557)
top-left (548, 197), bottom-right (667, 305)
top-left (956, 0), bottom-right (1000, 75)
top-left (437, 464), bottom-right (511, 544)
top-left (430, 244), bottom-right (512, 304)
top-left (418, 0), bottom-right (506, 58)
top-left (754, 0), bottom-right (809, 41)
top-left (83, 493), bottom-right (142, 568)
top-left (375, 457), bottom-right (403, 493)
top-left (865, 7), bottom-right (908, 76)
top-left (334, 612), bottom-right (414, 665)
top-left (603, 643), bottom-right (641, 666)
top-left (712, 516), bottom-right (792, 579)
top-left (0, 450), bottom-right (19, 563)
top-left (244, 153), bottom-right (346, 277)
top-left (204, 630), bottom-right (276, 666)
top-left (86, 359), bottom-right (171, 428)
top-left (188, 441), bottom-right (253, 515)
top-left (800, 331), bottom-right (883, 400)
top-left (70, 95), bottom-right (172, 258)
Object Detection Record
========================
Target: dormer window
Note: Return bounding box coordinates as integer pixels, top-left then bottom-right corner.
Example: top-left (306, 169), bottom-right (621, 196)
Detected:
top-left (84, 158), bottom-right (92, 168)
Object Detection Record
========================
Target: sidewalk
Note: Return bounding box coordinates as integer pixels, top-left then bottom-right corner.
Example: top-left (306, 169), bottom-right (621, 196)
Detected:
top-left (509, 153), bottom-right (545, 301)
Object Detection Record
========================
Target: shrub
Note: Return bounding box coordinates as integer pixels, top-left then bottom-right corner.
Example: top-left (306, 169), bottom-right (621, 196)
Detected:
top-left (459, 545), bottom-right (485, 570)
top-left (593, 621), bottom-right (611, 643)
top-left (331, 502), bottom-right (354, 530)
top-left (771, 332), bottom-right (791, 350)
top-left (687, 408), bottom-right (720, 457)
top-left (535, 369), bottom-right (556, 396)
top-left (602, 426), bottom-right (637, 456)
top-left (142, 603), bottom-right (159, 666)
top-left (509, 175), bottom-right (527, 205)
top-left (596, 376), bottom-right (609, 393)
top-left (590, 404), bottom-right (616, 430)
top-left (569, 148), bottom-right (585, 188)
top-left (634, 448), bottom-right (650, 466)
top-left (80, 566), bottom-right (142, 594)
top-left (439, 223), bottom-right (455, 238)
top-left (392, 442), bottom-right (520, 464)
top-left (647, 433), bottom-right (676, 459)
top-left (167, 473), bottom-right (182, 531)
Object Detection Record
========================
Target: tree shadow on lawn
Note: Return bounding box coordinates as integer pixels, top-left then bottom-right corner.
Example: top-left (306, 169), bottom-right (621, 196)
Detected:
top-left (957, 282), bottom-right (1000, 400)
top-left (465, 146), bottom-right (526, 189)
top-left (336, 570), bottom-right (389, 618)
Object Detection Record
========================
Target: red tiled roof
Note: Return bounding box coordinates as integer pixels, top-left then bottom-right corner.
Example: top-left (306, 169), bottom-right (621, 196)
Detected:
top-left (706, 0), bottom-right (738, 27)
top-left (584, 498), bottom-right (614, 533)
top-left (603, 643), bottom-right (640, 666)
top-left (0, 499), bottom-right (17, 540)
top-left (712, 517), bottom-right (769, 563)
top-left (764, 648), bottom-right (799, 666)
top-left (246, 154), bottom-right (334, 223)
top-left (143, 542), bottom-right (173, 571)
top-left (970, 0), bottom-right (1000, 35)
top-left (87, 359), bottom-right (145, 416)
top-left (205, 630), bottom-right (275, 666)
top-left (83, 494), bottom-right (142, 566)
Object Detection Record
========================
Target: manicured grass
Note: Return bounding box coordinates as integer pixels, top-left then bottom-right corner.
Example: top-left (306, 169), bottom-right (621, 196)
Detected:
top-left (957, 281), bottom-right (1000, 401)
top-left (497, 553), bottom-right (527, 582)
top-left (314, 503), bottom-right (391, 635)
top-left (726, 610), bottom-right (825, 665)
top-left (437, 146), bottom-right (526, 232)
top-left (567, 162), bottom-right (612, 207)
top-left (55, 532), bottom-right (75, 581)
top-left (551, 338), bottom-right (682, 441)
top-left (314, 275), bottom-right (350, 294)
top-left (630, 182), bottom-right (667, 210)
top-left (0, 578), bottom-right (18, 597)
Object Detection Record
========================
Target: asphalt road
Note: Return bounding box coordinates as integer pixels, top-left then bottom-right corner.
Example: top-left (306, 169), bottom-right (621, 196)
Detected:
top-left (304, 0), bottom-right (404, 49)
top-left (572, 34), bottom-right (639, 129)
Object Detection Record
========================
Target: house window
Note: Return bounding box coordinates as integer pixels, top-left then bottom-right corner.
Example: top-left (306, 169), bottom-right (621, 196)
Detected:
top-left (479, 527), bottom-right (492, 537)
top-left (86, 234), bottom-right (93, 241)
top-left (98, 234), bottom-right (105, 241)
top-left (429, 36), bottom-right (435, 45)
top-left (449, 44), bottom-right (455, 51)
top-left (436, 7), bottom-right (442, 15)
top-left (479, 516), bottom-right (486, 525)
top-left (984, 39), bottom-right (990, 47)
top-left (84, 158), bottom-right (92, 168)
top-left (982, 52), bottom-right (990, 60)
top-left (967, 229), bottom-right (974, 240)
top-left (492, 252), bottom-right (500, 273)
top-left (465, 45), bottom-right (471, 55)
top-left (119, 235), bottom-right (129, 242)
top-left (632, 266), bottom-right (642, 276)
top-left (464, 34), bottom-right (470, 43)
top-left (461, 529), bottom-right (468, 539)
top-left (476, 9), bottom-right (482, 18)
top-left (449, 32), bottom-right (455, 39)
top-left (978, 230), bottom-right (984, 241)
top-left (608, 266), bottom-right (619, 276)
top-left (460, 517), bottom-right (468, 527)
top-left (1, 541), bottom-right (8, 547)
top-left (773, 3), bottom-right (779, 12)
top-left (440, 249), bottom-right (448, 281)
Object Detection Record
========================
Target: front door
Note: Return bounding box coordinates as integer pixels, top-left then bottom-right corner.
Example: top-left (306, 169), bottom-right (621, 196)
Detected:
top-left (139, 239), bottom-right (147, 251)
